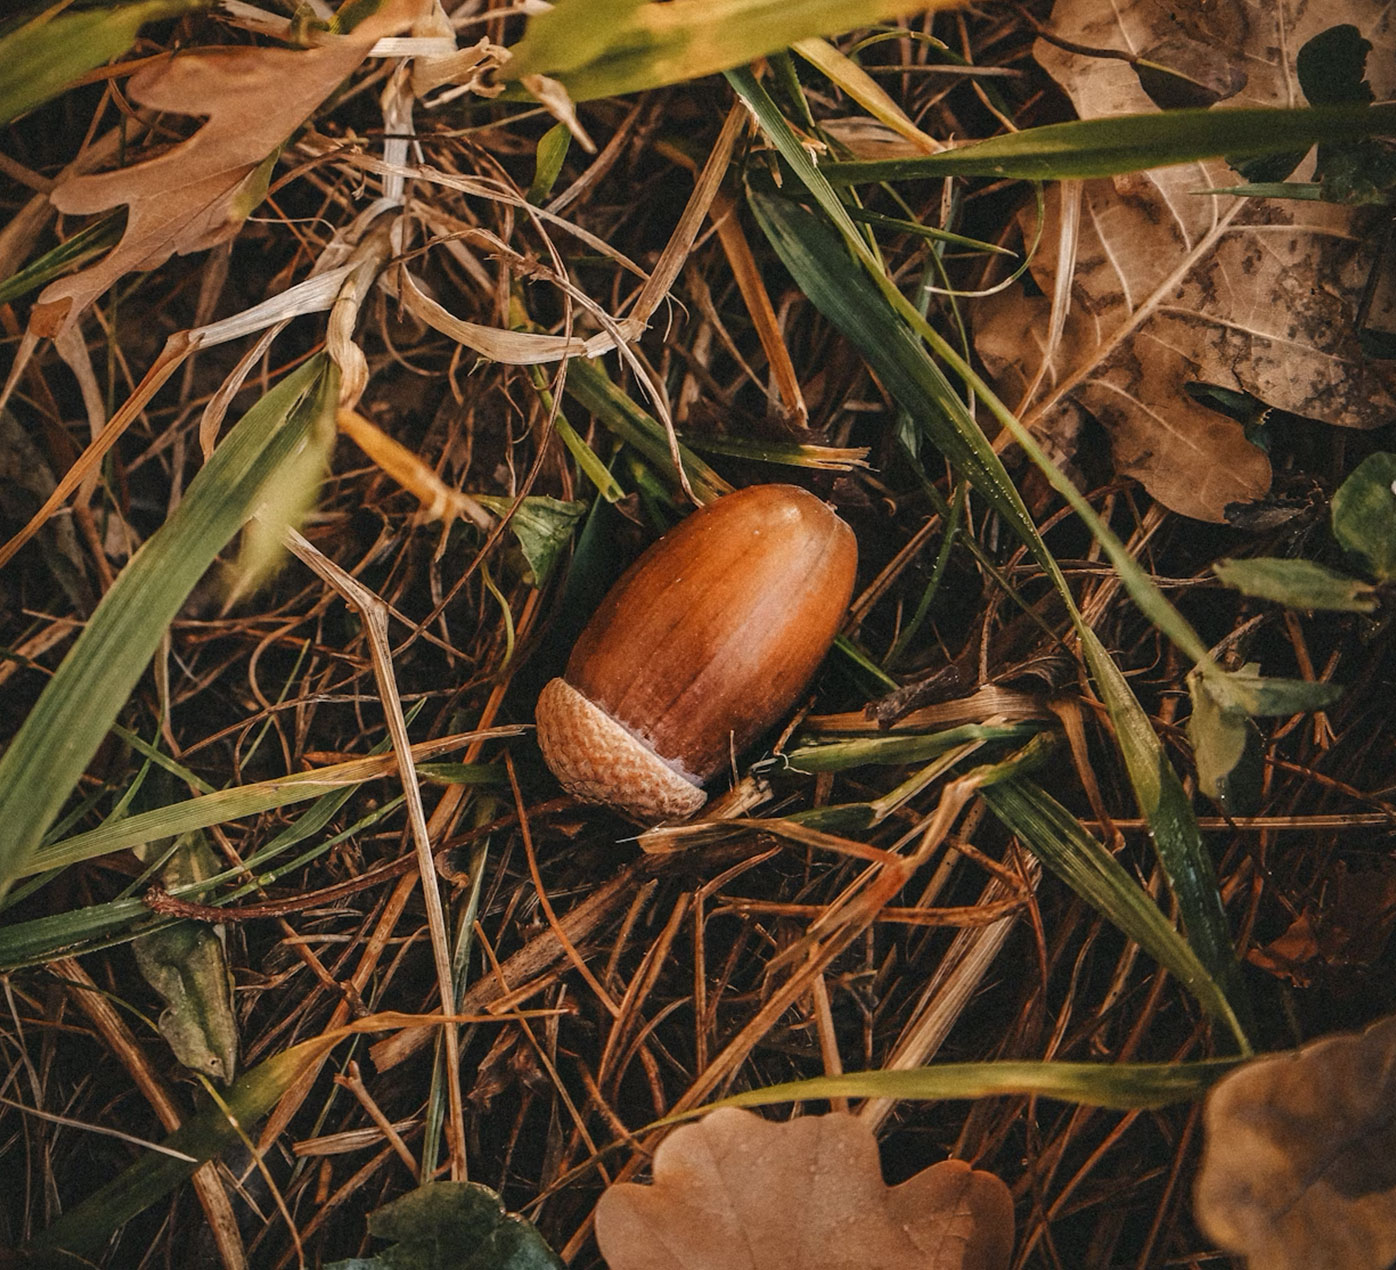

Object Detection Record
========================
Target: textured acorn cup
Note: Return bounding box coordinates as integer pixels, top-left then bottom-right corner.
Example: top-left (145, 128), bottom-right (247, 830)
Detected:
top-left (535, 484), bottom-right (857, 822)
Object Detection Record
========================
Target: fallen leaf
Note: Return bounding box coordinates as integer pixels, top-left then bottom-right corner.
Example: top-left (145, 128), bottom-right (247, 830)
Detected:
top-left (324, 1181), bottom-right (563, 1269)
top-left (974, 0), bottom-right (1396, 521)
top-left (32, 0), bottom-right (425, 339)
top-left (131, 832), bottom-right (238, 1083)
top-left (1195, 1014), bottom-right (1396, 1270)
top-left (1245, 911), bottom-right (1322, 986)
top-left (594, 1107), bottom-right (1013, 1270)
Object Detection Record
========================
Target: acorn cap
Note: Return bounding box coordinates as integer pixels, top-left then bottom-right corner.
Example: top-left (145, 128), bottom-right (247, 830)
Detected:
top-left (535, 677), bottom-right (708, 822)
top-left (536, 484), bottom-right (857, 820)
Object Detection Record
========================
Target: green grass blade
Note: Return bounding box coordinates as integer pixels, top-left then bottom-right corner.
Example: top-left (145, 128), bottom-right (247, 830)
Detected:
top-left (0, 355), bottom-right (337, 897)
top-left (820, 101), bottom-right (1396, 183)
top-left (981, 777), bottom-right (1248, 1050)
top-left (781, 721), bottom-right (1043, 772)
top-left (27, 1033), bottom-right (339, 1259)
top-left (0, 213), bottom-right (124, 305)
top-left (561, 357), bottom-right (732, 502)
top-left (502, 0), bottom-right (955, 102)
top-left (736, 73), bottom-right (1249, 1029)
top-left (21, 741), bottom-right (509, 879)
top-left (0, 0), bottom-right (207, 126)
top-left (701, 1057), bottom-right (1244, 1114)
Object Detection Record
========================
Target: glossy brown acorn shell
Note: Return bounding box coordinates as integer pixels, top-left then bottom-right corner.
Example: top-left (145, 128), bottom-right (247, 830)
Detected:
top-left (563, 484), bottom-right (857, 786)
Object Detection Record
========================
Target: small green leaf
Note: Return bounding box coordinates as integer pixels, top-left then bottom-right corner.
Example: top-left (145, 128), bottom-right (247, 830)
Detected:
top-left (1188, 674), bottom-right (1253, 803)
top-left (131, 834), bottom-right (239, 1083)
top-left (1213, 557), bottom-right (1378, 612)
top-left (475, 494), bottom-right (587, 586)
top-left (326, 1182), bottom-right (564, 1270)
top-left (1189, 665), bottom-right (1341, 799)
top-left (1217, 669), bottom-right (1342, 717)
top-left (528, 122), bottom-right (572, 203)
top-left (1332, 452), bottom-right (1396, 581)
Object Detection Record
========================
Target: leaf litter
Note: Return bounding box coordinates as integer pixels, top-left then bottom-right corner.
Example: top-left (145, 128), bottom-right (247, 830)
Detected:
top-left (1, 0), bottom-right (1395, 1267)
top-left (974, 0), bottom-right (1396, 521)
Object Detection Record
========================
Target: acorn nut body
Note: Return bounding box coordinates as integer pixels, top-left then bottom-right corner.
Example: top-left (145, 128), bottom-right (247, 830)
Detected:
top-left (535, 484), bottom-right (857, 821)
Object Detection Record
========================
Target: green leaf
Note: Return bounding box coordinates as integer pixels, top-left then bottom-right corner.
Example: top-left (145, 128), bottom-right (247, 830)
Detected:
top-left (131, 834), bottom-right (239, 1083)
top-left (818, 102), bottom-right (1396, 184)
top-left (1213, 668), bottom-right (1342, 717)
top-left (475, 494), bottom-right (587, 586)
top-left (501, 0), bottom-right (953, 101)
top-left (0, 0), bottom-right (206, 126)
top-left (1332, 452), bottom-right (1396, 581)
top-left (1188, 665), bottom-right (1341, 800)
top-left (1213, 557), bottom-right (1378, 612)
top-left (326, 1182), bottom-right (564, 1270)
top-left (528, 121), bottom-right (572, 204)
top-left (0, 355), bottom-right (337, 898)
top-left (1187, 674), bottom-right (1253, 805)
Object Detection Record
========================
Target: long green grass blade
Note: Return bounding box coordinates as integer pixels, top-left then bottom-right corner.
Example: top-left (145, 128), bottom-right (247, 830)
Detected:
top-left (0, 0), bottom-right (206, 126)
top-left (701, 1057), bottom-right (1244, 1115)
top-left (821, 101), bottom-right (1396, 183)
top-left (735, 68), bottom-right (1249, 1030)
top-left (27, 1033), bottom-right (338, 1259)
top-left (0, 356), bottom-right (337, 896)
top-left (981, 777), bottom-right (1249, 1050)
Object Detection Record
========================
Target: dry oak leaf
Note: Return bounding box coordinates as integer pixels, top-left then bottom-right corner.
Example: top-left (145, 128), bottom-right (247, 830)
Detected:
top-left (31, 0), bottom-right (428, 340)
top-left (1195, 1014), bottom-right (1396, 1270)
top-left (974, 0), bottom-right (1396, 522)
top-left (593, 1107), bottom-right (1014, 1270)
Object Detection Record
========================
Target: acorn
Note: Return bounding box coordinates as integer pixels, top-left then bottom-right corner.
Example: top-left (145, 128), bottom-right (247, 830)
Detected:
top-left (535, 484), bottom-right (857, 822)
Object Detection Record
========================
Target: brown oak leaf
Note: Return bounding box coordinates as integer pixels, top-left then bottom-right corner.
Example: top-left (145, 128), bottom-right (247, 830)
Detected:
top-left (32, 0), bottom-right (426, 339)
top-left (1195, 1014), bottom-right (1396, 1270)
top-left (974, 0), bottom-right (1396, 522)
top-left (594, 1107), bottom-right (1013, 1270)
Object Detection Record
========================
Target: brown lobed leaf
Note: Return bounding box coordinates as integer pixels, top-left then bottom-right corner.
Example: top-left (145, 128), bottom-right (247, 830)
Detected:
top-left (594, 1107), bottom-right (1014, 1270)
top-left (974, 0), bottom-right (1396, 522)
top-left (1195, 1014), bottom-right (1396, 1270)
top-left (31, 0), bottom-right (427, 339)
